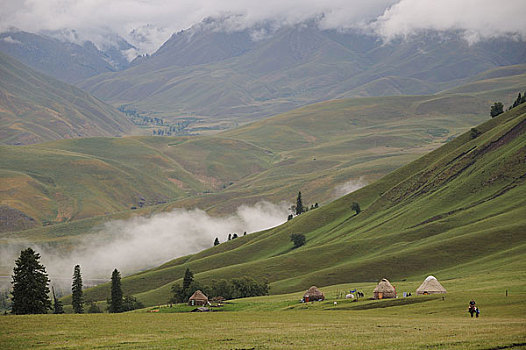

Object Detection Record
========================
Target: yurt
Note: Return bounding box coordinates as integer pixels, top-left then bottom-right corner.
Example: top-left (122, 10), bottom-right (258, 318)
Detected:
top-left (188, 290), bottom-right (209, 306)
top-left (416, 276), bottom-right (447, 295)
top-left (303, 286), bottom-right (325, 302)
top-left (373, 278), bottom-right (397, 299)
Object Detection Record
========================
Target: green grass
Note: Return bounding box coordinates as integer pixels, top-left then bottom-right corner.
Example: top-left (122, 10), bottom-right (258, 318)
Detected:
top-left (1, 273), bottom-right (525, 349)
top-left (70, 104), bottom-right (526, 307)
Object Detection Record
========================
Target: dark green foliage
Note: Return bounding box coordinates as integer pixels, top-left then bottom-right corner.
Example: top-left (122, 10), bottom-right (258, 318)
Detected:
top-left (351, 202), bottom-right (361, 214)
top-left (182, 268), bottom-right (194, 291)
top-left (52, 287), bottom-right (64, 314)
top-left (108, 269), bottom-right (123, 313)
top-left (72, 264), bottom-right (83, 313)
top-left (290, 233), bottom-right (306, 248)
top-left (510, 91), bottom-right (526, 109)
top-left (10, 248), bottom-right (51, 314)
top-left (296, 192), bottom-right (304, 215)
top-left (122, 295), bottom-right (144, 312)
top-left (170, 277), bottom-right (269, 304)
top-left (214, 237), bottom-right (220, 246)
top-left (490, 102), bottom-right (504, 117)
top-left (228, 234), bottom-right (232, 241)
top-left (87, 301), bottom-right (102, 313)
top-left (170, 284), bottom-right (185, 304)
top-left (231, 277), bottom-right (269, 298)
top-left (232, 233), bottom-right (238, 239)
top-left (470, 128), bottom-right (481, 139)
top-left (287, 214), bottom-right (293, 221)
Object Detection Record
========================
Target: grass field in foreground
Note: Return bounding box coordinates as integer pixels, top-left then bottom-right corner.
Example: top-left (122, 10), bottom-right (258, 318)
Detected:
top-left (2, 272), bottom-right (526, 349)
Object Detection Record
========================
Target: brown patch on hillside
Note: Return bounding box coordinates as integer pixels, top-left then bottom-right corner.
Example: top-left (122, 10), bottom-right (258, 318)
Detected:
top-left (0, 205), bottom-right (37, 232)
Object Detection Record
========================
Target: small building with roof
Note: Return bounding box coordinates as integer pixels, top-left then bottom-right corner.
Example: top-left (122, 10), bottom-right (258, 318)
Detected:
top-left (303, 286), bottom-right (325, 302)
top-left (416, 276), bottom-right (447, 295)
top-left (373, 278), bottom-right (397, 299)
top-left (188, 290), bottom-right (209, 306)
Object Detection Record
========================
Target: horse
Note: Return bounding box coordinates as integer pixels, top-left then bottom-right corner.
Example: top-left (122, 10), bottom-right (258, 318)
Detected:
top-left (468, 305), bottom-right (479, 318)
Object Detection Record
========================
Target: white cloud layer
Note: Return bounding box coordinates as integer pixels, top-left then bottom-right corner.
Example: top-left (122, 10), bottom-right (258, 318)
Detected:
top-left (0, 202), bottom-right (289, 285)
top-left (1, 1), bottom-right (524, 55)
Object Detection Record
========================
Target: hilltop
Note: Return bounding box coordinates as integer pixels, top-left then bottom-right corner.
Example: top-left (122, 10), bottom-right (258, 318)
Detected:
top-left (77, 103), bottom-right (526, 306)
top-left (79, 23), bottom-right (526, 122)
top-left (0, 52), bottom-right (137, 145)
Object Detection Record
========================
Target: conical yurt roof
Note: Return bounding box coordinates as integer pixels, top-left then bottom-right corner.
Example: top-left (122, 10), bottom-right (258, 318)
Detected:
top-left (303, 286), bottom-right (324, 299)
top-left (189, 290), bottom-right (208, 301)
top-left (416, 276), bottom-right (446, 294)
top-left (374, 278), bottom-right (395, 293)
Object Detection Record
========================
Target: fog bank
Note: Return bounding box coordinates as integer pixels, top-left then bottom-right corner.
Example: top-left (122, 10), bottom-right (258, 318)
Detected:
top-left (1, 202), bottom-right (289, 285)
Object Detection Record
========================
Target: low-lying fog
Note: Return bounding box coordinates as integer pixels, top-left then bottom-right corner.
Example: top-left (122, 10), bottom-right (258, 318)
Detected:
top-left (1, 201), bottom-right (289, 291)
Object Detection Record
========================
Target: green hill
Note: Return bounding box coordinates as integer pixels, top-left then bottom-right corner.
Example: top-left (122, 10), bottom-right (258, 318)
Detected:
top-left (0, 52), bottom-right (137, 145)
top-left (1, 69), bottom-right (523, 235)
top-left (77, 103), bottom-right (526, 306)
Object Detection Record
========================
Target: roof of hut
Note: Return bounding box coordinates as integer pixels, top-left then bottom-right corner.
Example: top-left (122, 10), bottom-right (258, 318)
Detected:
top-left (188, 290), bottom-right (208, 301)
top-left (303, 286), bottom-right (324, 299)
top-left (416, 276), bottom-right (447, 294)
top-left (373, 278), bottom-right (396, 293)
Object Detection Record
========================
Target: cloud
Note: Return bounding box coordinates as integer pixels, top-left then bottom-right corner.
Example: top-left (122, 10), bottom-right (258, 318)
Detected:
top-left (374, 0), bottom-right (526, 43)
top-left (0, 202), bottom-right (289, 287)
top-left (1, 36), bottom-right (22, 44)
top-left (0, 1), bottom-right (524, 59)
top-left (333, 177), bottom-right (367, 198)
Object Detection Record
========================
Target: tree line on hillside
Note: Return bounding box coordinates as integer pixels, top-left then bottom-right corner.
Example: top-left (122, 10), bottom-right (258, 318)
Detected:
top-left (169, 268), bottom-right (269, 304)
top-left (8, 248), bottom-right (142, 315)
top-left (490, 91), bottom-right (526, 118)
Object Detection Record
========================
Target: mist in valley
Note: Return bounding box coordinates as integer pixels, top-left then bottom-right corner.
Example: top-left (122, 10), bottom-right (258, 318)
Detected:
top-left (0, 201), bottom-right (289, 294)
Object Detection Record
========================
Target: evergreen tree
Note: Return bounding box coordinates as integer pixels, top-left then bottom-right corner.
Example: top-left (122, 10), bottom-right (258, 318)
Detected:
top-left (290, 233), bottom-right (306, 248)
top-left (232, 233), bottom-right (238, 239)
top-left (296, 191), bottom-right (304, 215)
top-left (87, 301), bottom-right (102, 313)
top-left (351, 202), bottom-right (361, 215)
top-left (182, 268), bottom-right (194, 292)
top-left (52, 286), bottom-right (64, 314)
top-left (108, 269), bottom-right (123, 313)
top-left (72, 264), bottom-right (83, 314)
top-left (11, 248), bottom-right (51, 314)
top-left (214, 237), bottom-right (220, 246)
top-left (228, 233), bottom-right (232, 241)
top-left (490, 102), bottom-right (504, 117)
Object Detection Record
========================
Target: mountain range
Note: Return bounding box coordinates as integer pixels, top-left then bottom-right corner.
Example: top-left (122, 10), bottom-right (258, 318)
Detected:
top-left (78, 22), bottom-right (526, 122)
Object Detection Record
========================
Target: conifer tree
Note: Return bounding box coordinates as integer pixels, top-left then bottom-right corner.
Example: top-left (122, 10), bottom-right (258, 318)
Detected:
top-left (182, 268), bottom-right (194, 292)
top-left (72, 265), bottom-right (83, 313)
top-left (490, 102), bottom-right (504, 117)
top-left (296, 191), bottom-right (303, 215)
top-left (214, 237), bottom-right (220, 246)
top-left (11, 248), bottom-right (51, 314)
top-left (52, 286), bottom-right (64, 314)
top-left (108, 269), bottom-right (123, 313)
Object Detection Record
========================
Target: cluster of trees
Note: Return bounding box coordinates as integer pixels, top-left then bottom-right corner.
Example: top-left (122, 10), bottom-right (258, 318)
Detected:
top-left (170, 268), bottom-right (269, 303)
top-left (490, 91), bottom-right (526, 118)
top-left (213, 231), bottom-right (247, 246)
top-left (288, 192), bottom-right (319, 220)
top-left (9, 248), bottom-right (141, 315)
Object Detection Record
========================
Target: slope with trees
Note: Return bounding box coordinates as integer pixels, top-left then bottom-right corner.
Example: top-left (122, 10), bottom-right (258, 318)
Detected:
top-left (77, 104), bottom-right (526, 305)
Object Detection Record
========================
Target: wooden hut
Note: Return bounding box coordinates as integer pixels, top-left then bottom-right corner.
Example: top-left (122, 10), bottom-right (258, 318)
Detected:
top-left (303, 286), bottom-right (325, 302)
top-left (416, 276), bottom-right (446, 295)
top-left (188, 290), bottom-right (209, 306)
top-left (373, 278), bottom-right (396, 299)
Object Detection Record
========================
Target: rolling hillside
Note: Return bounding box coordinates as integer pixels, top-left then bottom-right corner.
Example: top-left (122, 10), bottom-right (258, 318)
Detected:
top-left (79, 22), bottom-right (526, 122)
top-left (1, 69), bottom-right (523, 235)
top-left (78, 103), bottom-right (526, 306)
top-left (0, 52), bottom-right (137, 145)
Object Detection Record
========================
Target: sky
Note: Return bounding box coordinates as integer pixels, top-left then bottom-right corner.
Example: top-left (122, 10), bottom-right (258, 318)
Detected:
top-left (0, 0), bottom-right (526, 53)
top-left (1, 0), bottom-right (525, 56)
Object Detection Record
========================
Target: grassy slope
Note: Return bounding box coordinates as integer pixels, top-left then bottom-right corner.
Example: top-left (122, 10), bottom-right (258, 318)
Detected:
top-left (1, 69), bottom-right (523, 235)
top-left (75, 104), bottom-right (526, 306)
top-left (2, 271), bottom-right (525, 349)
top-left (0, 52), bottom-right (136, 145)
